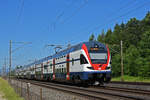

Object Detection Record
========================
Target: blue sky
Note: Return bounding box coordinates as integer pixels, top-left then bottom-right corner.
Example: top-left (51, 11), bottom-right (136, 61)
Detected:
top-left (0, 0), bottom-right (150, 71)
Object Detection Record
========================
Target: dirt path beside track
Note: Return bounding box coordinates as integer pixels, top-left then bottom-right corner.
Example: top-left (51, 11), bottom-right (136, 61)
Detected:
top-left (0, 93), bottom-right (6, 100)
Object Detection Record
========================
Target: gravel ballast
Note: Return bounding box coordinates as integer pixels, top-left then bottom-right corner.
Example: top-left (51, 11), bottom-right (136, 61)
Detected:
top-left (10, 79), bottom-right (90, 100)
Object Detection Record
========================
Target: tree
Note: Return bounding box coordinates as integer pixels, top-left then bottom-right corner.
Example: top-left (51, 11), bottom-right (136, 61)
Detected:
top-left (111, 54), bottom-right (121, 77)
top-left (125, 18), bottom-right (142, 46)
top-left (124, 45), bottom-right (140, 76)
top-left (105, 29), bottom-right (112, 44)
top-left (89, 34), bottom-right (95, 41)
top-left (139, 29), bottom-right (150, 57)
top-left (111, 24), bottom-right (122, 44)
top-left (143, 11), bottom-right (150, 25)
top-left (97, 34), bottom-right (102, 42)
top-left (88, 11), bottom-right (150, 78)
top-left (138, 29), bottom-right (150, 77)
top-left (97, 29), bottom-right (105, 43)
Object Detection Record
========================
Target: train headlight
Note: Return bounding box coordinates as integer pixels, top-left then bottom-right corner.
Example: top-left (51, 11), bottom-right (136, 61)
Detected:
top-left (98, 67), bottom-right (101, 70)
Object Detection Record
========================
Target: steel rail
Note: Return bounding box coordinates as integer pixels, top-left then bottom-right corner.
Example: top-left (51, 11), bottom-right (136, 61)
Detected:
top-left (98, 86), bottom-right (150, 95)
top-left (111, 81), bottom-right (150, 86)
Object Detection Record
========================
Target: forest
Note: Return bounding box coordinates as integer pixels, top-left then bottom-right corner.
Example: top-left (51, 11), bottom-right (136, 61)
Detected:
top-left (89, 12), bottom-right (150, 78)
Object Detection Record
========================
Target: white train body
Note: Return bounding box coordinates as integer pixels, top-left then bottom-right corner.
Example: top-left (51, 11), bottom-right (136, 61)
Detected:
top-left (16, 41), bottom-right (111, 84)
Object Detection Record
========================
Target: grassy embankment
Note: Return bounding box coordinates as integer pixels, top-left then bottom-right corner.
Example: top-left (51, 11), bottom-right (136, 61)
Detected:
top-left (0, 77), bottom-right (24, 100)
top-left (112, 75), bottom-right (150, 82)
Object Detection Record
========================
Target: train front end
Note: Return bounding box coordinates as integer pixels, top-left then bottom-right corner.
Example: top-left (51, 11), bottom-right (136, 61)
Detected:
top-left (81, 41), bottom-right (111, 85)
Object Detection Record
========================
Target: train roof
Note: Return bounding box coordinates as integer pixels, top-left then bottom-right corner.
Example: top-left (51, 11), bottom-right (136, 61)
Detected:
top-left (23, 41), bottom-right (106, 68)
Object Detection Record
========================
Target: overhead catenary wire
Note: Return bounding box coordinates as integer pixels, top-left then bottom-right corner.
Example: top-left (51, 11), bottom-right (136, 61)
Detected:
top-left (50, 0), bottom-right (88, 32)
top-left (61, 0), bottom-right (88, 24)
top-left (12, 42), bottom-right (32, 53)
top-left (105, 0), bottom-right (138, 21)
top-left (68, 0), bottom-right (150, 44)
top-left (17, 0), bottom-right (24, 23)
top-left (55, 0), bottom-right (75, 22)
top-left (49, 0), bottom-right (76, 32)
top-left (74, 0), bottom-right (137, 33)
top-left (67, 0), bottom-right (139, 42)
top-left (88, 0), bottom-right (149, 34)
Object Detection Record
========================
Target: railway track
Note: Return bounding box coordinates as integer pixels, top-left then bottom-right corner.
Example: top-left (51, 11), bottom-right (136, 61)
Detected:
top-left (111, 81), bottom-right (150, 86)
top-left (15, 79), bottom-right (150, 100)
top-left (97, 86), bottom-right (150, 95)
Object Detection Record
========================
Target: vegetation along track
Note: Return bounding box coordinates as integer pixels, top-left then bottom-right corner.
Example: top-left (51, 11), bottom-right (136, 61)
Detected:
top-left (16, 79), bottom-right (150, 100)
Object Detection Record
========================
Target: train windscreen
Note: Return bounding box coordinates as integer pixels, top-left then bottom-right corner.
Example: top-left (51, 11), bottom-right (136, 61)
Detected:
top-left (89, 53), bottom-right (107, 64)
top-left (88, 43), bottom-right (107, 64)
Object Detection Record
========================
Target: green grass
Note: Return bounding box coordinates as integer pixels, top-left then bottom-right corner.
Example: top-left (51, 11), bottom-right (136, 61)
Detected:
top-left (0, 77), bottom-right (24, 100)
top-left (112, 75), bottom-right (150, 82)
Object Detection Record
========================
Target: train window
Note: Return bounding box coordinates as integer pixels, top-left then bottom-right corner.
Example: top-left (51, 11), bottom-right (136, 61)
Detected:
top-left (60, 68), bottom-right (62, 73)
top-left (44, 65), bottom-right (48, 69)
top-left (72, 58), bottom-right (74, 66)
top-left (64, 68), bottom-right (66, 73)
top-left (62, 68), bottom-right (63, 73)
top-left (59, 68), bottom-right (60, 73)
top-left (80, 54), bottom-right (88, 64)
top-left (51, 63), bottom-right (53, 66)
top-left (59, 68), bottom-right (61, 73)
top-left (62, 68), bottom-right (64, 73)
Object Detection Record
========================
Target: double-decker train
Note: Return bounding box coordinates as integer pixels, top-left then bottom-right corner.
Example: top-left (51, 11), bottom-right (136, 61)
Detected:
top-left (16, 41), bottom-right (111, 85)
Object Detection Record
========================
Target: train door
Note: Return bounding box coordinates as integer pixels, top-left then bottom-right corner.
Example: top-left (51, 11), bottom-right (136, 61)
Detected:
top-left (66, 54), bottom-right (70, 80)
top-left (53, 59), bottom-right (55, 80)
top-left (41, 63), bottom-right (43, 80)
top-left (46, 61), bottom-right (50, 80)
top-left (34, 64), bottom-right (36, 79)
